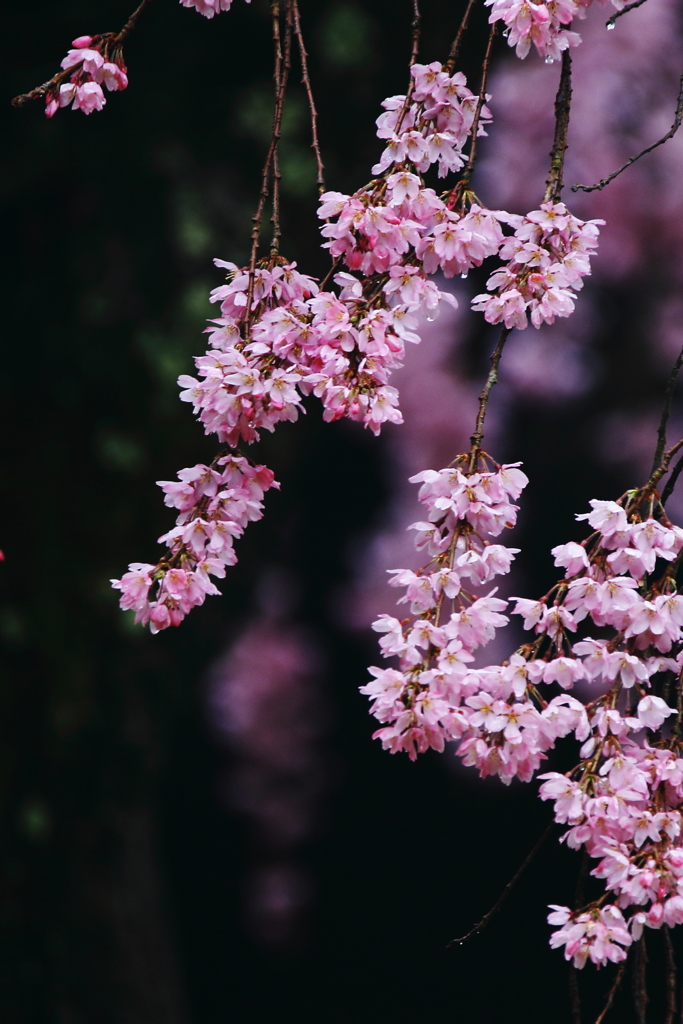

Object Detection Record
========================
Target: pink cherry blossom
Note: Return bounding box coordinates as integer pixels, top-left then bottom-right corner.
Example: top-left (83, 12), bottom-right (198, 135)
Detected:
top-left (44, 37), bottom-right (128, 117)
top-left (471, 203), bottom-right (603, 331)
top-left (179, 0), bottom-right (250, 16)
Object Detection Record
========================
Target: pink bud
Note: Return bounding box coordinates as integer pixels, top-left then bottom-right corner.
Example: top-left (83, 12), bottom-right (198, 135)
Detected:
top-left (72, 35), bottom-right (94, 48)
top-left (149, 604), bottom-right (171, 633)
top-left (647, 902), bottom-right (664, 926)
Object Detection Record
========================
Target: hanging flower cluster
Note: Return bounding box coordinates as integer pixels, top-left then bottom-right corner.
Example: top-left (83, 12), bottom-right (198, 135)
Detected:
top-left (110, 65), bottom-right (504, 630)
top-left (111, 44), bottom-right (600, 632)
top-left (487, 0), bottom-right (625, 63)
top-left (44, 35), bottom-right (128, 117)
top-left (372, 61), bottom-right (492, 179)
top-left (362, 453), bottom-right (536, 765)
top-left (181, 0), bottom-right (251, 16)
top-left (365, 467), bottom-right (683, 966)
top-left (112, 455), bottom-right (277, 632)
top-left (471, 201), bottom-right (603, 329)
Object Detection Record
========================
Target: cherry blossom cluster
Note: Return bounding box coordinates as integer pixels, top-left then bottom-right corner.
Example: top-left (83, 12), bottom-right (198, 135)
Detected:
top-left (182, 256), bottom-right (426, 436)
top-left (180, 0), bottom-right (251, 16)
top-left (112, 455), bottom-right (277, 632)
top-left (362, 453), bottom-right (535, 765)
top-left (45, 36), bottom-right (128, 118)
top-left (112, 65), bottom-right (600, 632)
top-left (471, 201), bottom-right (603, 330)
top-left (318, 61), bottom-right (505, 286)
top-left (362, 455), bottom-right (595, 782)
top-left (523, 498), bottom-right (683, 966)
top-left (181, 259), bottom-right (319, 444)
top-left (111, 250), bottom-right (449, 629)
top-left (498, 498), bottom-right (683, 962)
top-left (365, 462), bottom-right (683, 966)
top-left (372, 62), bottom-right (492, 179)
top-left (487, 0), bottom-right (625, 64)
top-left (547, 904), bottom-right (632, 969)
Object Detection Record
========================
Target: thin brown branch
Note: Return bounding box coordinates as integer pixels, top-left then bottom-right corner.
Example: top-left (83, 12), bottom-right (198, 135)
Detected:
top-left (593, 960), bottom-right (627, 1024)
top-left (662, 453), bottom-right (683, 506)
top-left (291, 0), bottom-right (326, 193)
top-left (651, 343), bottom-right (683, 476)
top-left (12, 66), bottom-right (78, 108)
top-left (469, 326), bottom-right (512, 469)
top-left (632, 934), bottom-right (648, 1024)
top-left (568, 965), bottom-right (582, 1024)
top-left (408, 0), bottom-right (422, 67)
top-left (448, 822), bottom-right (553, 946)
top-left (568, 851), bottom-right (590, 1024)
top-left (572, 74), bottom-right (683, 193)
top-left (664, 926), bottom-right (678, 1024)
top-left (271, 1), bottom-right (293, 253)
top-left (638, 436), bottom-right (683, 500)
top-left (115, 0), bottom-right (154, 43)
top-left (392, 1), bottom-right (422, 140)
top-left (606, 0), bottom-right (650, 30)
top-left (544, 50), bottom-right (573, 203)
top-left (245, 0), bottom-right (291, 326)
top-left (444, 0), bottom-right (479, 73)
top-left (269, 1), bottom-right (284, 258)
top-left (11, 0), bottom-right (152, 108)
top-left (458, 22), bottom-right (497, 191)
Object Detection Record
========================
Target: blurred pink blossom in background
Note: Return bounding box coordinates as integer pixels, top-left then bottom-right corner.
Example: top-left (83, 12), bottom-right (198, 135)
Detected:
top-left (208, 571), bottom-right (330, 946)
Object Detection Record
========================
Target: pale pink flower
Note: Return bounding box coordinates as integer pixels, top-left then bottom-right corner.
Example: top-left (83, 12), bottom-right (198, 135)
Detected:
top-left (73, 81), bottom-right (106, 114)
top-left (636, 695), bottom-right (676, 731)
top-left (551, 541), bottom-right (589, 577)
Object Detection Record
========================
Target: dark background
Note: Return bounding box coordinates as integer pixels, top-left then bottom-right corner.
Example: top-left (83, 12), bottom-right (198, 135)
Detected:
top-left (2, 1), bottom-right (682, 1021)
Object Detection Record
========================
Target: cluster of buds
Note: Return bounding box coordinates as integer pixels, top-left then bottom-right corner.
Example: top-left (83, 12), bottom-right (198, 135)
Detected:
top-left (45, 36), bottom-right (128, 117)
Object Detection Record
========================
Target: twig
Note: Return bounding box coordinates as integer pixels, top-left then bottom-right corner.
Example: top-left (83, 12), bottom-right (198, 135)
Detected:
top-left (632, 934), bottom-right (648, 1024)
top-left (448, 821), bottom-right (553, 946)
top-left (651, 343), bottom-right (683, 476)
top-left (606, 0), bottom-right (650, 30)
top-left (12, 66), bottom-right (79, 109)
top-left (11, 0), bottom-right (153, 108)
top-left (291, 0), bottom-right (326, 193)
top-left (408, 0), bottom-right (421, 67)
top-left (569, 852), bottom-right (590, 1024)
top-left (392, 1), bottom-right (422, 140)
top-left (572, 74), bottom-right (683, 193)
top-left (458, 22), bottom-right (497, 191)
top-left (544, 50), bottom-right (573, 203)
top-left (568, 965), bottom-right (582, 1024)
top-left (245, 0), bottom-right (291, 326)
top-left (638, 436), bottom-right (683, 500)
top-left (270, 1), bottom-right (293, 253)
top-left (664, 926), bottom-right (678, 1024)
top-left (444, 0), bottom-right (479, 73)
top-left (116, 0), bottom-right (154, 43)
top-left (269, 1), bottom-right (284, 258)
top-left (469, 326), bottom-right (512, 469)
top-left (593, 960), bottom-right (627, 1024)
top-left (662, 453), bottom-right (683, 505)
